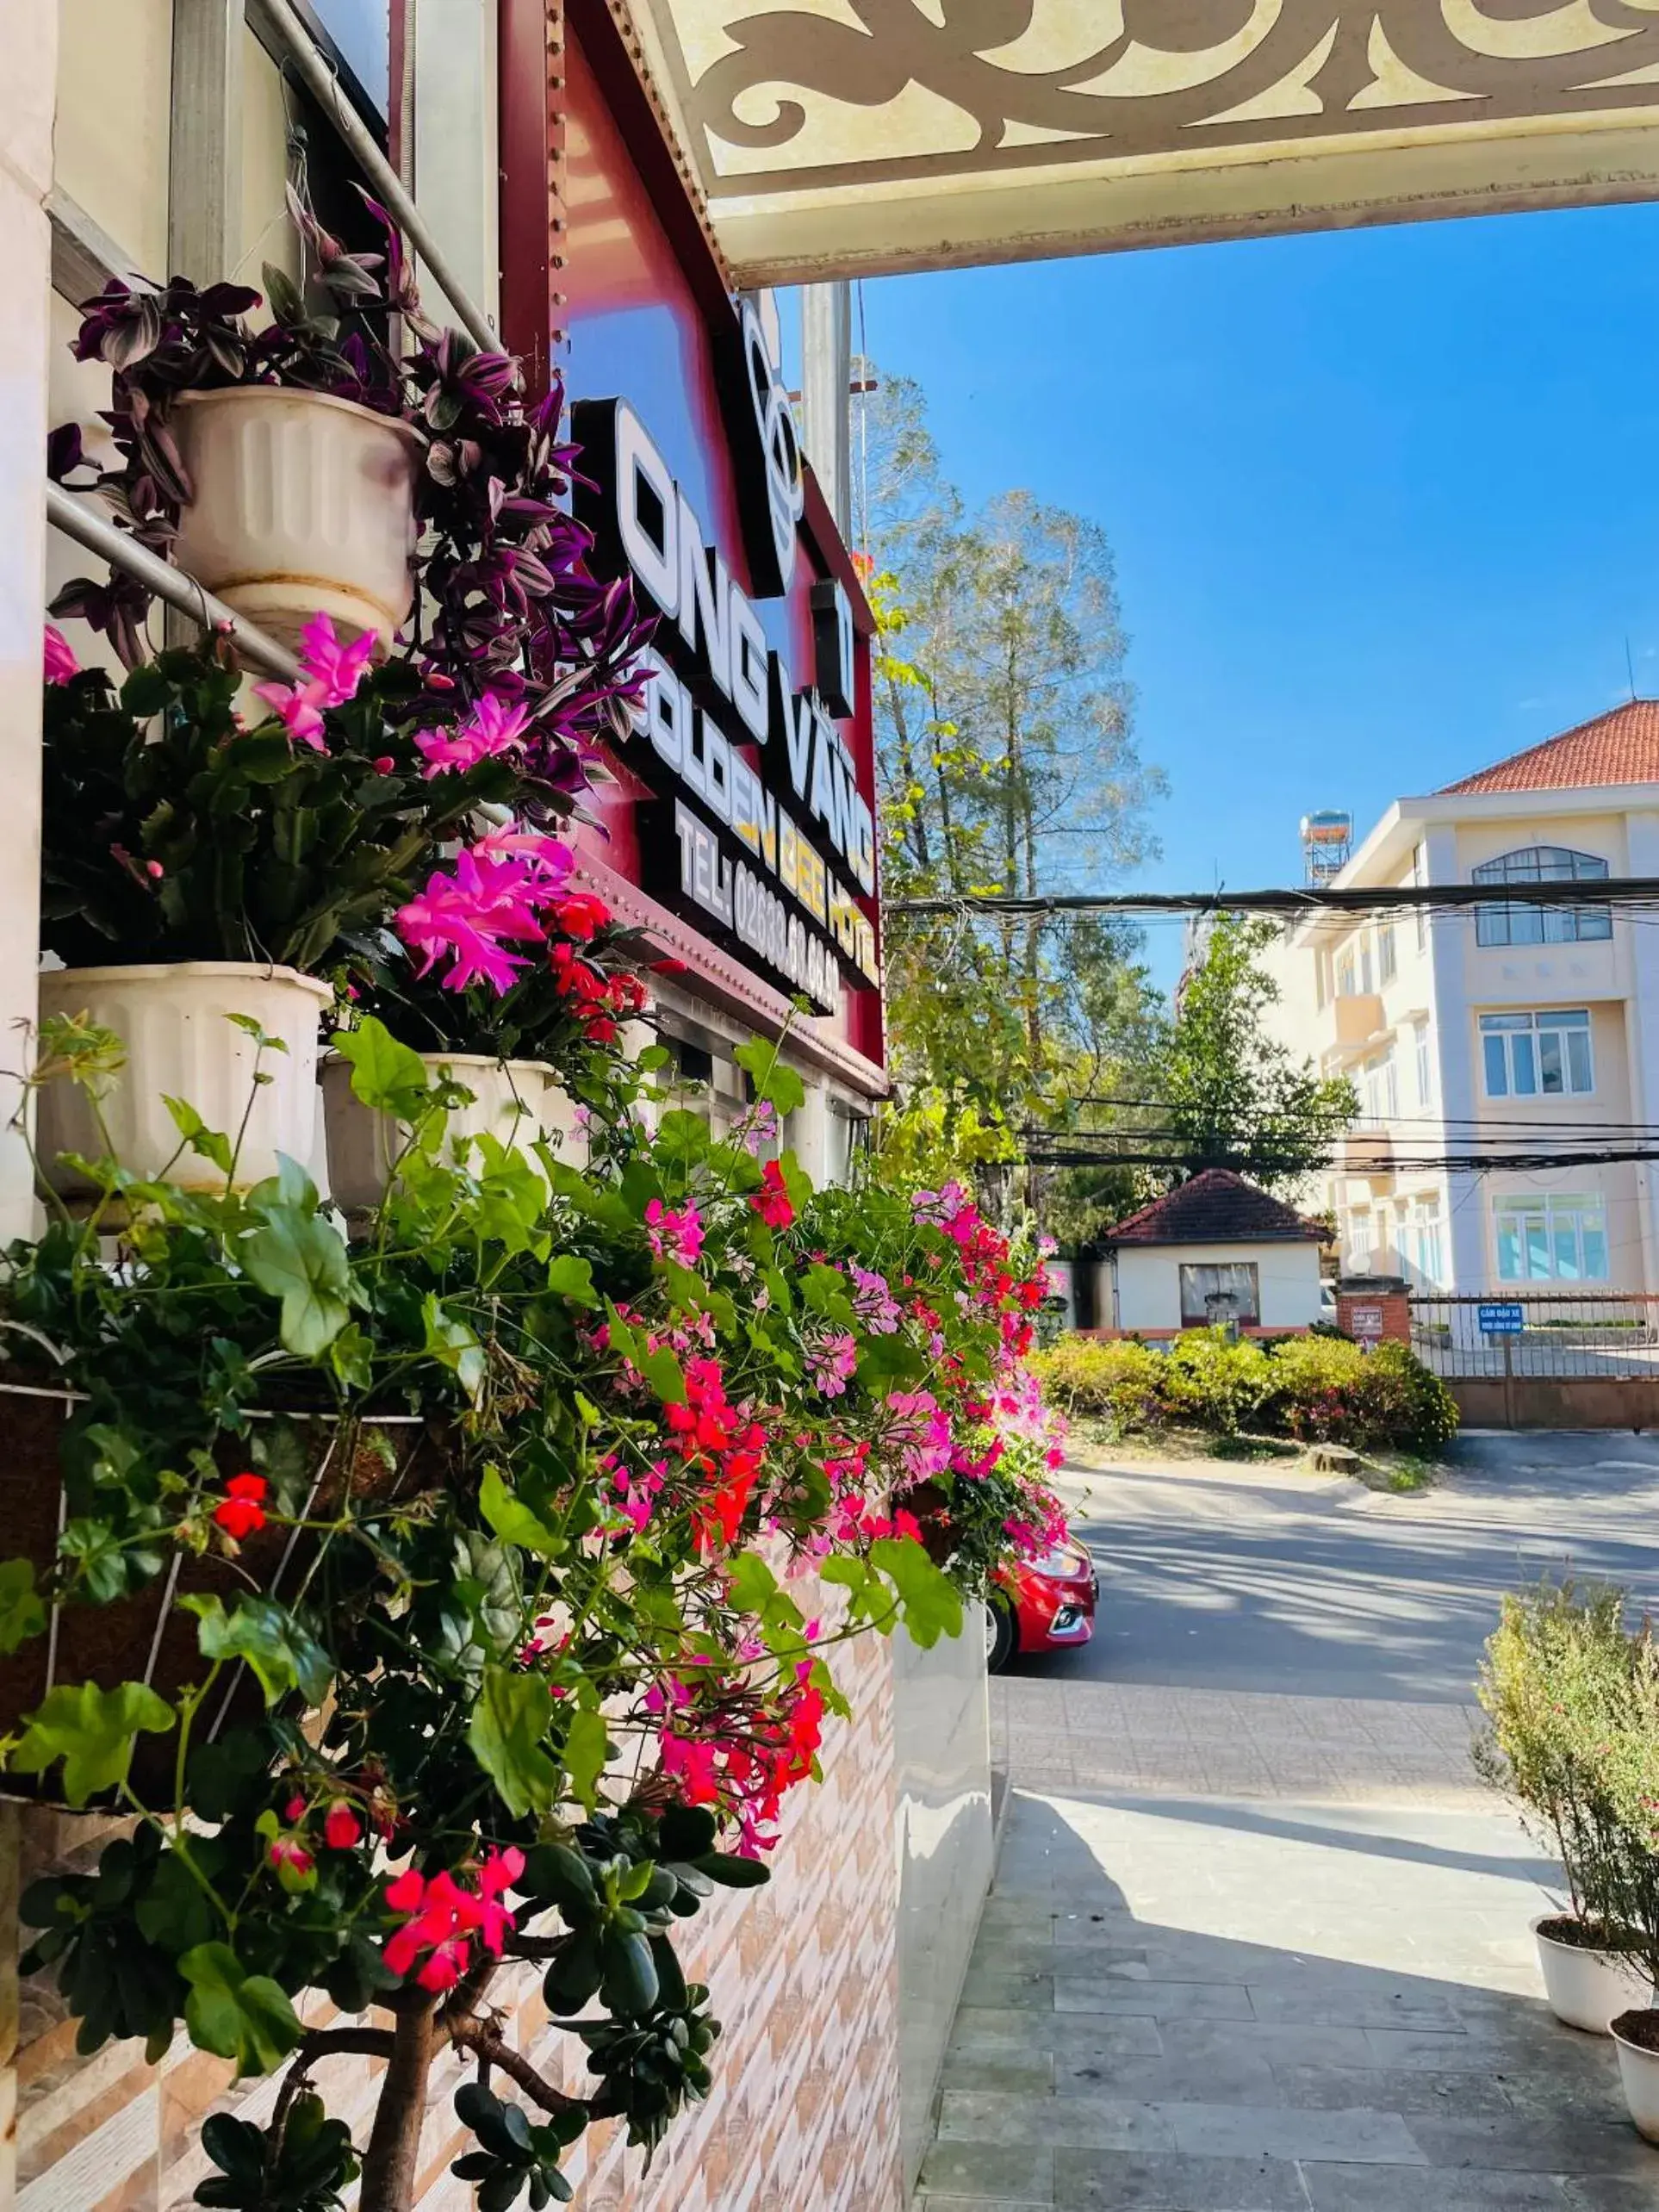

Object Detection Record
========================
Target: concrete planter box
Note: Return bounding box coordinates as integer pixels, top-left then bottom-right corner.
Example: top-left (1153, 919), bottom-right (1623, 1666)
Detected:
top-left (323, 1051), bottom-right (583, 1211)
top-left (36, 961), bottom-right (331, 1201)
top-left (171, 386), bottom-right (421, 652)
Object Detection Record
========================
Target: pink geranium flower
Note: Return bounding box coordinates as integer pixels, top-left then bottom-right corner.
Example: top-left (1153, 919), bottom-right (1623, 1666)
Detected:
top-left (252, 612), bottom-right (375, 752)
top-left (645, 1198), bottom-right (705, 1268)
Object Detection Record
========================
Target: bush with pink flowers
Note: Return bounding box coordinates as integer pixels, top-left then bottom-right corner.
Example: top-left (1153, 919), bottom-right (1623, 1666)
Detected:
top-left (3, 1012), bottom-right (1062, 2210)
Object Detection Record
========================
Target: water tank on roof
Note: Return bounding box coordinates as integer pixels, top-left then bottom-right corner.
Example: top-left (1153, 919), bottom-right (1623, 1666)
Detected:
top-left (1300, 810), bottom-right (1353, 885)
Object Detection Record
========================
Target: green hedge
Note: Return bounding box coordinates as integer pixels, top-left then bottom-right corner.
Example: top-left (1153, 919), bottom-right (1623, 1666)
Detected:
top-left (1033, 1328), bottom-right (1458, 1457)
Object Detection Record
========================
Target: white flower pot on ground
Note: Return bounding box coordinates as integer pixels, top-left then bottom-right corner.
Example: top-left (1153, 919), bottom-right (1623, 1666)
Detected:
top-left (37, 962), bottom-right (332, 1200)
top-left (322, 1053), bottom-right (584, 1213)
top-left (171, 387), bottom-right (422, 653)
top-left (1533, 1916), bottom-right (1652, 2035)
top-left (1611, 2011), bottom-right (1659, 2143)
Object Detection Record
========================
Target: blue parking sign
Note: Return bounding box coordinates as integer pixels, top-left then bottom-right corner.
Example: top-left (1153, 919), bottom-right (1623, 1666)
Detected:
top-left (1477, 1302), bottom-right (1524, 1336)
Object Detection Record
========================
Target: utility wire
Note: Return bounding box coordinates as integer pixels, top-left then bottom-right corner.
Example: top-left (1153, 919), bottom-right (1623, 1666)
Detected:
top-left (888, 879), bottom-right (1659, 918)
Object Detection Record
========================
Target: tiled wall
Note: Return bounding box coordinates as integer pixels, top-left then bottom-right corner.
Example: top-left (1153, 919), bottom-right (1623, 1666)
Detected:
top-left (5, 1623), bottom-right (905, 2212)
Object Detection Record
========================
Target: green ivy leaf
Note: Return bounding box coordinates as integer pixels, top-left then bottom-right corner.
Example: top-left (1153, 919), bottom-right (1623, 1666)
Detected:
top-left (240, 1182), bottom-right (353, 1357)
top-left (181, 1594), bottom-right (332, 1707)
top-left (179, 1942), bottom-right (303, 2076)
top-left (0, 1560), bottom-right (46, 1655)
top-left (422, 1295), bottom-right (486, 1404)
top-left (10, 1681), bottom-right (175, 1806)
top-left (562, 1706), bottom-right (609, 1814)
top-left (161, 1097), bottom-right (234, 1175)
top-left (871, 1535), bottom-right (964, 1650)
top-left (331, 1016), bottom-right (431, 1115)
top-left (801, 1264), bottom-right (856, 1330)
top-left (734, 1040), bottom-right (806, 1116)
top-left (468, 1668), bottom-right (559, 1818)
top-left (546, 1254), bottom-right (598, 1308)
top-left (726, 1551), bottom-right (779, 1612)
top-left (479, 1465), bottom-right (566, 1560)
top-left (637, 1345), bottom-right (687, 1406)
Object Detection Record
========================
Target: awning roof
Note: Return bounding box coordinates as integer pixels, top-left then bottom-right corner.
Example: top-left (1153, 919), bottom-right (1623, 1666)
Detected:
top-left (624, 2), bottom-right (1659, 283)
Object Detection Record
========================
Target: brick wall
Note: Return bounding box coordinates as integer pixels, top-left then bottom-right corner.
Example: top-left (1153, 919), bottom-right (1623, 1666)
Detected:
top-left (5, 1627), bottom-right (903, 2212)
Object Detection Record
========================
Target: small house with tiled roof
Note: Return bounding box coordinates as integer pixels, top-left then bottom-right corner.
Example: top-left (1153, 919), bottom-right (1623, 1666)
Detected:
top-left (1262, 698), bottom-right (1659, 1310)
top-left (1087, 1169), bottom-right (1327, 1337)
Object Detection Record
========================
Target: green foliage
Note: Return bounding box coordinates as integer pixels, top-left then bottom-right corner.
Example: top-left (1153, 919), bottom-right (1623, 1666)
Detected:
top-left (1143, 913), bottom-right (1358, 1193)
top-left (10, 1680), bottom-right (175, 1806)
top-left (1475, 1581), bottom-right (1659, 1978)
top-left (1032, 1328), bottom-right (1458, 1457)
top-left (2, 1033), bottom-right (1059, 2206)
top-left (40, 643), bottom-right (522, 974)
top-left (196, 2094), bottom-right (360, 2210)
top-left (855, 372), bottom-right (1165, 1223)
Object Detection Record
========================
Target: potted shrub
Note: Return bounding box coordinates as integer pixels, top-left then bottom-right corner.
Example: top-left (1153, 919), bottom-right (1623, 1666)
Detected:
top-left (52, 194), bottom-right (653, 705)
top-left (0, 1025), bottom-right (1062, 2211)
top-left (1475, 1581), bottom-right (1651, 2034)
top-left (35, 626), bottom-right (541, 1200)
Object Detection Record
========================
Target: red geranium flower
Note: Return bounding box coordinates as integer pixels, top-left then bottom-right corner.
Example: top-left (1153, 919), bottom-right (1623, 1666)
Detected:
top-left (555, 891), bottom-right (610, 941)
top-left (750, 1159), bottom-right (794, 1229)
top-left (213, 1472), bottom-right (268, 1539)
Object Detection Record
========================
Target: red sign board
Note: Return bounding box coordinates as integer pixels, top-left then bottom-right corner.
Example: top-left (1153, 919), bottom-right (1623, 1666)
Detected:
top-left (500, 3), bottom-right (884, 1086)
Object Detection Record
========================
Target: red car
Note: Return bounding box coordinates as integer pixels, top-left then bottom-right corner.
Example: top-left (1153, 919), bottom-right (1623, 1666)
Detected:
top-left (987, 1527), bottom-right (1098, 1672)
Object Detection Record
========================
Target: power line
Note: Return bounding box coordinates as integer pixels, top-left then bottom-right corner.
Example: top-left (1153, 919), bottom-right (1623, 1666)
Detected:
top-left (888, 878), bottom-right (1659, 919)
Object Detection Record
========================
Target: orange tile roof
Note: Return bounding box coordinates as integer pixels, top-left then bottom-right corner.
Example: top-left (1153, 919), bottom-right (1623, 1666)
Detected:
top-left (1440, 699), bottom-right (1659, 795)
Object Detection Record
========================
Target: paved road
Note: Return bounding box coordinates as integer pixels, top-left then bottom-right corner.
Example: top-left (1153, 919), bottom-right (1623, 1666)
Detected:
top-left (1030, 1432), bottom-right (1659, 1704)
top-left (916, 1434), bottom-right (1659, 2211)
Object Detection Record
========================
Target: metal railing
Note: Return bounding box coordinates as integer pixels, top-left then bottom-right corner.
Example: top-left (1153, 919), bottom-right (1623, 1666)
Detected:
top-left (1409, 1291), bottom-right (1659, 1378)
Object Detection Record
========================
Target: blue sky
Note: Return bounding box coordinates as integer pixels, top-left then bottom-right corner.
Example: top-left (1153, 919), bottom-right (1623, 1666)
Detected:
top-left (854, 202), bottom-right (1659, 983)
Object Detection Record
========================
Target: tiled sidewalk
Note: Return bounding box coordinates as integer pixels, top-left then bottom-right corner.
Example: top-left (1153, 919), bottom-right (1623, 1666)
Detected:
top-left (988, 1680), bottom-right (1485, 1806)
top-left (916, 1784), bottom-right (1656, 2210)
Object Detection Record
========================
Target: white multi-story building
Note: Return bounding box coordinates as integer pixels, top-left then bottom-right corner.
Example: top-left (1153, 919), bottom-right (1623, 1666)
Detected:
top-left (1267, 699), bottom-right (1659, 1296)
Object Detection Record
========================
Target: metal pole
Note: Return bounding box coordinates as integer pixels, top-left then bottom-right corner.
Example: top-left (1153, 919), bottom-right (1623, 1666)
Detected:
top-left (46, 485), bottom-right (301, 680)
top-left (248, 0), bottom-right (499, 353)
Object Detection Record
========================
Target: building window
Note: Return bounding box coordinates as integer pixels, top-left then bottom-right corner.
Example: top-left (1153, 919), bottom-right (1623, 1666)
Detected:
top-left (1414, 1019), bottom-right (1432, 1107)
top-left (1378, 925), bottom-right (1396, 985)
top-left (1410, 1197), bottom-right (1444, 1289)
top-left (1363, 1049), bottom-right (1397, 1122)
top-left (302, 0), bottom-right (391, 116)
top-left (1472, 846), bottom-right (1612, 947)
top-left (1359, 936), bottom-right (1375, 994)
top-left (1349, 1211), bottom-right (1374, 1268)
top-left (1495, 1195), bottom-right (1610, 1283)
top-left (1481, 1009), bottom-right (1594, 1097)
top-left (1337, 950), bottom-right (1357, 998)
top-left (1179, 1263), bottom-right (1260, 1329)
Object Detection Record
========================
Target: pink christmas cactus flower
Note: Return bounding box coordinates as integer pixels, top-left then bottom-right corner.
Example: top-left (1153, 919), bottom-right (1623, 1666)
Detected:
top-left (252, 612), bottom-right (375, 752)
top-left (43, 624), bottom-right (78, 685)
top-left (395, 831), bottom-right (570, 995)
top-left (413, 690), bottom-right (532, 777)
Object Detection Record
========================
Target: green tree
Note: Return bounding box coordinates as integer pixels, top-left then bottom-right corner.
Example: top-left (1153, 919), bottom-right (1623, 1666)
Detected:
top-left (854, 370), bottom-right (1165, 1220)
top-left (1149, 913), bottom-right (1357, 1193)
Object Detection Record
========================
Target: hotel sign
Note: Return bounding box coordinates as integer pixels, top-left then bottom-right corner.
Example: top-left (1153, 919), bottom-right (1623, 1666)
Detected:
top-left (573, 381), bottom-right (879, 1020)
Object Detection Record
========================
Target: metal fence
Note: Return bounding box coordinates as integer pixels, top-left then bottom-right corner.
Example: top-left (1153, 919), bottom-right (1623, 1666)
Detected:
top-left (1409, 1292), bottom-right (1659, 1378)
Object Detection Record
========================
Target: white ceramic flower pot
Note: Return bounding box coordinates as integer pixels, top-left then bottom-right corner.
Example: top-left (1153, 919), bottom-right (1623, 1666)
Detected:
top-left (1612, 2012), bottom-right (1659, 2143)
top-left (1533, 1916), bottom-right (1652, 2035)
top-left (322, 1053), bottom-right (584, 1213)
top-left (37, 962), bottom-right (332, 1199)
top-left (171, 387), bottom-right (422, 652)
